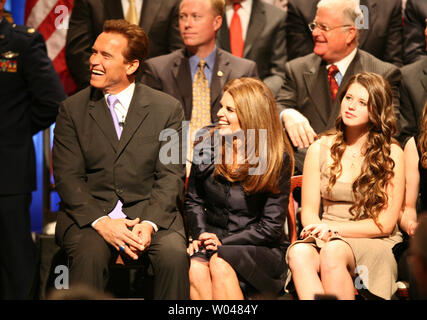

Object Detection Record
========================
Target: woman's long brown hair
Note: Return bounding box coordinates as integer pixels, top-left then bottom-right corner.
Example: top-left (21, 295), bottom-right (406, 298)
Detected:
top-left (214, 78), bottom-right (294, 194)
top-left (327, 72), bottom-right (397, 230)
top-left (417, 102), bottom-right (427, 168)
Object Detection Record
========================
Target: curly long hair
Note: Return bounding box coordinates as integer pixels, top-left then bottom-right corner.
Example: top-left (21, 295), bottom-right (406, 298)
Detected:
top-left (214, 78), bottom-right (294, 194)
top-left (417, 102), bottom-right (427, 168)
top-left (327, 72), bottom-right (397, 230)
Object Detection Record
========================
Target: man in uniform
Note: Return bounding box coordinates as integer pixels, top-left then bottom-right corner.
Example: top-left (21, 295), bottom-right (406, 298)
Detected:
top-left (0, 0), bottom-right (66, 299)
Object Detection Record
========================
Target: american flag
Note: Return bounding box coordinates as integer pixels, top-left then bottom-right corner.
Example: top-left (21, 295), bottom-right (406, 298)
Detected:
top-left (24, 0), bottom-right (76, 95)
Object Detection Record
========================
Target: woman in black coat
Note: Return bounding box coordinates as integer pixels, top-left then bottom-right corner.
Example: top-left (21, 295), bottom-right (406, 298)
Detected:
top-left (185, 78), bottom-right (294, 299)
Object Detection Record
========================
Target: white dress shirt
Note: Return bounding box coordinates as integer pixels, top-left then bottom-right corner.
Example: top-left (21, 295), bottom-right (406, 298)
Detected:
top-left (326, 47), bottom-right (358, 86)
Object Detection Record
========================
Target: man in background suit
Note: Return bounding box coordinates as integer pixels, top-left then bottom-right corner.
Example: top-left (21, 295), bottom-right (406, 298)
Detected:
top-left (66, 0), bottom-right (184, 91)
top-left (403, 0), bottom-right (427, 64)
top-left (141, 0), bottom-right (258, 132)
top-left (286, 0), bottom-right (403, 66)
top-left (0, 0), bottom-right (66, 299)
top-left (142, 0), bottom-right (257, 175)
top-left (399, 24), bottom-right (427, 145)
top-left (216, 0), bottom-right (287, 97)
top-left (277, 0), bottom-right (401, 172)
top-left (53, 19), bottom-right (189, 299)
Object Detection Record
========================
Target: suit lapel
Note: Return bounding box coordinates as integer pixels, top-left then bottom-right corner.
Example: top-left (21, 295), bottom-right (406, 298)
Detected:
top-left (116, 84), bottom-right (150, 158)
top-left (243, 0), bottom-right (264, 57)
top-left (172, 50), bottom-right (193, 120)
top-left (104, 0), bottom-right (124, 19)
top-left (217, 17), bottom-right (231, 51)
top-left (140, 0), bottom-right (162, 33)
top-left (210, 50), bottom-right (229, 118)
top-left (88, 89), bottom-right (119, 152)
top-left (303, 58), bottom-right (331, 126)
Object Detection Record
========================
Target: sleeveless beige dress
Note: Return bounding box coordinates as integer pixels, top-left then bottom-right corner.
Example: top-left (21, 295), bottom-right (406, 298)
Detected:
top-left (286, 136), bottom-right (402, 300)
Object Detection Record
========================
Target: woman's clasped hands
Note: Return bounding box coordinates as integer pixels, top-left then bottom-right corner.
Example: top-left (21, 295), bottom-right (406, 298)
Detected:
top-left (299, 223), bottom-right (339, 241)
top-left (187, 232), bottom-right (222, 256)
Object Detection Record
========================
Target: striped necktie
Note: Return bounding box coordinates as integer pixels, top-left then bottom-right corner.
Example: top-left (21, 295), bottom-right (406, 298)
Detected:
top-left (328, 64), bottom-right (340, 102)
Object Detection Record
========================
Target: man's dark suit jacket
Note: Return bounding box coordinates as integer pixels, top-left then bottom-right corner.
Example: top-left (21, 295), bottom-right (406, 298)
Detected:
top-left (286, 0), bottom-right (403, 66)
top-left (403, 0), bottom-right (427, 65)
top-left (216, 0), bottom-right (287, 97)
top-left (53, 83), bottom-right (186, 240)
top-left (65, 0), bottom-right (183, 91)
top-left (140, 48), bottom-right (258, 124)
top-left (277, 49), bottom-right (402, 171)
top-left (399, 57), bottom-right (427, 145)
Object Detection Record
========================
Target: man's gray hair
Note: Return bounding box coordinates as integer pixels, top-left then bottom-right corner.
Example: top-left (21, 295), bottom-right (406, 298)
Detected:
top-left (317, 0), bottom-right (363, 27)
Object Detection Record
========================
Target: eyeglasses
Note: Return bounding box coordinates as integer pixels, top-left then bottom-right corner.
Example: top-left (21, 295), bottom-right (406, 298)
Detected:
top-left (308, 21), bottom-right (352, 32)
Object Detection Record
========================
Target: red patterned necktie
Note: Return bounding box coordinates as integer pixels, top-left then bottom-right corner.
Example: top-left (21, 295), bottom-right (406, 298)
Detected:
top-left (328, 64), bottom-right (340, 102)
top-left (230, 2), bottom-right (244, 57)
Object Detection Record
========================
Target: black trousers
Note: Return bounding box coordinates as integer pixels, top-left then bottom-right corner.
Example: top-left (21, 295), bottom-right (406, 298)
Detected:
top-left (0, 193), bottom-right (37, 299)
top-left (59, 221), bottom-right (190, 299)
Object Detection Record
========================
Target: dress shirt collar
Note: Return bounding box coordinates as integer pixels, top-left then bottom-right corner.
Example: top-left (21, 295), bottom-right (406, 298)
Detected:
top-left (326, 47), bottom-right (358, 78)
top-left (189, 46), bottom-right (217, 85)
top-left (105, 82), bottom-right (135, 109)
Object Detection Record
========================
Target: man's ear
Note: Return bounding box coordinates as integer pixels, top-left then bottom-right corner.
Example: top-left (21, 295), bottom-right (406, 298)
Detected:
top-left (345, 26), bottom-right (358, 45)
top-left (213, 15), bottom-right (222, 32)
top-left (126, 59), bottom-right (140, 76)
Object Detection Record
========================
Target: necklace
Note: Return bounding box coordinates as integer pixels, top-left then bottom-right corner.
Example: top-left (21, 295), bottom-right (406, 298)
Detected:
top-left (346, 147), bottom-right (363, 169)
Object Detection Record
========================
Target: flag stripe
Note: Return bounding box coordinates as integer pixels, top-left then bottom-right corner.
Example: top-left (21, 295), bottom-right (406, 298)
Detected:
top-left (26, 0), bottom-right (57, 29)
top-left (45, 26), bottom-right (68, 61)
top-left (26, 0), bottom-right (72, 41)
top-left (24, 0), bottom-right (40, 22)
top-left (25, 0), bottom-right (76, 95)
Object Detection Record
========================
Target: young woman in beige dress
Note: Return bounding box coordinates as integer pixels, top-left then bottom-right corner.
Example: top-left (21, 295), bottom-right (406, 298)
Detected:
top-left (287, 72), bottom-right (405, 300)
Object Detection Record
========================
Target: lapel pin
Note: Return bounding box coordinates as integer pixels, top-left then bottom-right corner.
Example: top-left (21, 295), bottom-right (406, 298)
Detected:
top-left (217, 70), bottom-right (223, 77)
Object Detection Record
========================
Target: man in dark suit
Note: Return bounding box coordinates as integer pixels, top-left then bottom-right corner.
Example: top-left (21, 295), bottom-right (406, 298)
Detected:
top-left (53, 19), bottom-right (189, 299)
top-left (399, 25), bottom-right (427, 145)
top-left (277, 0), bottom-right (401, 172)
top-left (286, 0), bottom-right (403, 66)
top-left (65, 0), bottom-right (184, 91)
top-left (216, 0), bottom-right (287, 96)
top-left (141, 0), bottom-right (257, 176)
top-left (0, 0), bottom-right (66, 299)
top-left (403, 0), bottom-right (427, 64)
top-left (141, 0), bottom-right (258, 132)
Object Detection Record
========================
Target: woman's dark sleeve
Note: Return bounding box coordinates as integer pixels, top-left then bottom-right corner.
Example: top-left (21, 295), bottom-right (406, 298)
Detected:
top-left (221, 153), bottom-right (292, 246)
top-left (184, 164), bottom-right (208, 240)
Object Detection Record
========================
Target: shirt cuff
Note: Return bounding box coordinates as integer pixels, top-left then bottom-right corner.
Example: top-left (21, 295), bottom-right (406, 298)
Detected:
top-left (142, 220), bottom-right (158, 233)
top-left (91, 215), bottom-right (109, 228)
